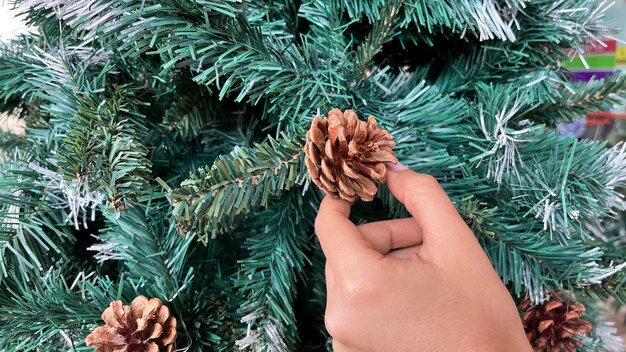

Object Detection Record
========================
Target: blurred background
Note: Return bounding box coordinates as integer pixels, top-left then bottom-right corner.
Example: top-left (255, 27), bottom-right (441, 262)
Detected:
top-left (0, 2), bottom-right (27, 135)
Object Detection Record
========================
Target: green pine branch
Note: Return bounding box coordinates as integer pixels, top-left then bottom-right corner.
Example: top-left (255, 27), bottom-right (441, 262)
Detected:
top-left (149, 95), bottom-right (256, 180)
top-left (353, 0), bottom-right (405, 86)
top-left (535, 72), bottom-right (626, 123)
top-left (434, 1), bottom-right (615, 98)
top-left (464, 83), bottom-right (544, 184)
top-left (13, 0), bottom-right (240, 41)
top-left (58, 87), bottom-right (152, 211)
top-left (0, 267), bottom-right (143, 351)
top-left (512, 137), bottom-right (626, 243)
top-left (0, 153), bottom-right (75, 285)
top-left (342, 0), bottom-right (524, 41)
top-left (94, 198), bottom-right (241, 351)
top-left (233, 193), bottom-right (312, 352)
top-left (0, 40), bottom-right (80, 123)
top-left (360, 74), bottom-right (470, 145)
top-left (55, 1), bottom-right (353, 131)
top-left (95, 198), bottom-right (194, 290)
top-left (304, 239), bottom-right (330, 342)
top-left (0, 124), bottom-right (25, 151)
top-left (460, 198), bottom-right (625, 303)
top-left (245, 0), bottom-right (300, 35)
top-left (161, 133), bottom-right (306, 243)
top-left (0, 40), bottom-right (152, 211)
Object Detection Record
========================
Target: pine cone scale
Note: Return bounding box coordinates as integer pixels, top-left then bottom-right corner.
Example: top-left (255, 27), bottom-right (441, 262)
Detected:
top-left (319, 174), bottom-right (336, 193)
top-left (341, 160), bottom-right (360, 179)
top-left (134, 319), bottom-right (148, 335)
top-left (537, 319), bottom-right (554, 332)
top-left (158, 306), bottom-right (170, 323)
top-left (143, 298), bottom-right (162, 316)
top-left (364, 149), bottom-right (397, 163)
top-left (305, 157), bottom-right (319, 179)
top-left (86, 326), bottom-right (126, 347)
top-left (544, 300), bottom-right (563, 312)
top-left (146, 342), bottom-right (159, 352)
top-left (324, 140), bottom-right (335, 163)
top-left (337, 175), bottom-right (357, 197)
top-left (159, 317), bottom-right (177, 345)
top-left (354, 175), bottom-right (377, 194)
top-left (147, 323), bottom-right (163, 341)
top-left (321, 158), bottom-right (335, 182)
top-left (309, 120), bottom-right (326, 147)
top-left (102, 301), bottom-right (127, 329)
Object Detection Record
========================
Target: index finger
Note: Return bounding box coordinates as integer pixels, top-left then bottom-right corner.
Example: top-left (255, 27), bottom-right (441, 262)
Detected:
top-left (315, 196), bottom-right (382, 277)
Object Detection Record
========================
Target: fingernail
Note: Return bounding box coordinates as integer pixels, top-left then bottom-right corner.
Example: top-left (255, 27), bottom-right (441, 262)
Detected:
top-left (386, 161), bottom-right (408, 172)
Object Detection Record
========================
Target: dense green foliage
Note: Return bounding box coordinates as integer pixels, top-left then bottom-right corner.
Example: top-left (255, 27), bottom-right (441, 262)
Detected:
top-left (1, 0), bottom-right (626, 350)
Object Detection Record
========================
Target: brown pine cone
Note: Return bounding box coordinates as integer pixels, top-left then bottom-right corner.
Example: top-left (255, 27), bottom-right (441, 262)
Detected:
top-left (86, 296), bottom-right (177, 352)
top-left (304, 108), bottom-right (398, 202)
top-left (518, 292), bottom-right (592, 352)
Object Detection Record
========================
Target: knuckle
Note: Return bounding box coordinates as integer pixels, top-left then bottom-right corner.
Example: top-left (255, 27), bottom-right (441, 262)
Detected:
top-left (414, 173), bottom-right (440, 188)
top-left (342, 277), bottom-right (376, 301)
top-left (325, 307), bottom-right (359, 343)
top-left (405, 174), bottom-right (440, 199)
top-left (324, 309), bottom-right (347, 340)
top-left (314, 215), bottom-right (324, 235)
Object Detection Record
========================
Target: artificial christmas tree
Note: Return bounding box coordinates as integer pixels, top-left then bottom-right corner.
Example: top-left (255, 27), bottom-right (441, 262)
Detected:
top-left (1, 0), bottom-right (626, 351)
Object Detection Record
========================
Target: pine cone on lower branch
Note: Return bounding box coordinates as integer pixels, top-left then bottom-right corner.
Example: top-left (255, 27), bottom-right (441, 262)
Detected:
top-left (86, 296), bottom-right (177, 352)
top-left (304, 108), bottom-right (398, 202)
top-left (518, 292), bottom-right (592, 352)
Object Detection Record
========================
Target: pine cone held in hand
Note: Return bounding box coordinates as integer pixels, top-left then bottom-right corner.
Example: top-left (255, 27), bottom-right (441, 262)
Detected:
top-left (518, 293), bottom-right (592, 352)
top-left (86, 296), bottom-right (177, 352)
top-left (304, 109), bottom-right (398, 202)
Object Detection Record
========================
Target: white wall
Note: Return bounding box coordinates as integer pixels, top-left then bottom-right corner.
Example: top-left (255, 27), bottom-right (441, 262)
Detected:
top-left (0, 3), bottom-right (28, 42)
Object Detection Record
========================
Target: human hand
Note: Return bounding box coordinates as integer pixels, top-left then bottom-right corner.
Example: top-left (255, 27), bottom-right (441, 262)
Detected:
top-left (315, 165), bottom-right (532, 352)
